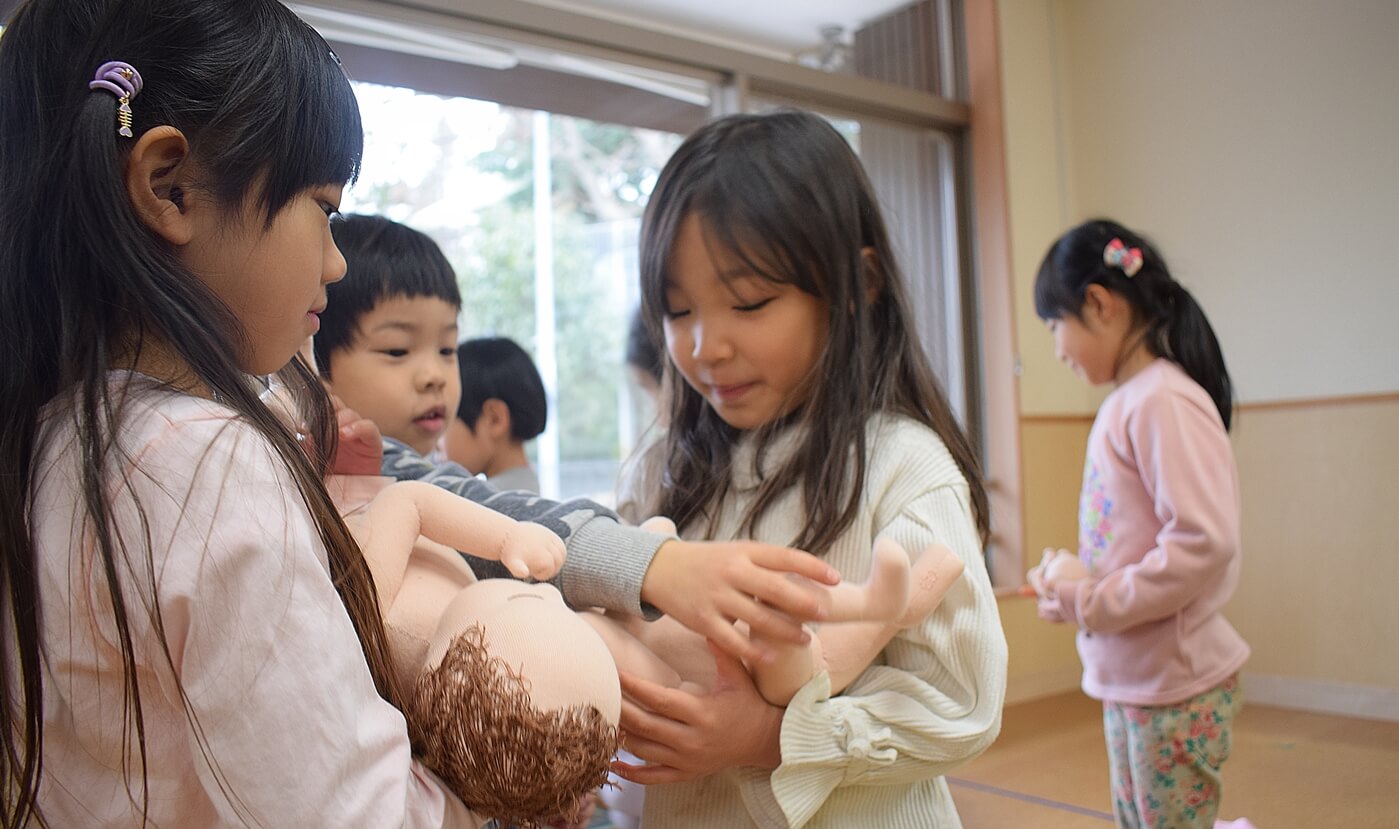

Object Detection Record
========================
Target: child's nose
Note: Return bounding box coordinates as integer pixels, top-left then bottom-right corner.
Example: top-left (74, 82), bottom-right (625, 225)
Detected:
top-left (690, 319), bottom-right (732, 364)
top-left (324, 235), bottom-right (347, 285)
top-left (416, 359), bottom-right (446, 390)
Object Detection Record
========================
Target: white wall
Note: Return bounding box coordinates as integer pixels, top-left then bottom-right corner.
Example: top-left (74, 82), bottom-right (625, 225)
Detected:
top-left (1014, 0), bottom-right (1399, 410)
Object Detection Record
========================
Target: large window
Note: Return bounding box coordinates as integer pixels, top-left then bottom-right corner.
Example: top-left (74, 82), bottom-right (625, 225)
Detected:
top-left (288, 0), bottom-right (1012, 581)
top-left (342, 82), bottom-right (682, 501)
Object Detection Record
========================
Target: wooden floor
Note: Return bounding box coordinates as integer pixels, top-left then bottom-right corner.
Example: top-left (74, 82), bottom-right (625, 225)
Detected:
top-left (951, 691), bottom-right (1399, 828)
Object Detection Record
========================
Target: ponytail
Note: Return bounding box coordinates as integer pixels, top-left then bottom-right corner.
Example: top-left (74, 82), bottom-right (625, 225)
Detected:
top-left (1035, 218), bottom-right (1234, 430)
top-left (1157, 283), bottom-right (1233, 430)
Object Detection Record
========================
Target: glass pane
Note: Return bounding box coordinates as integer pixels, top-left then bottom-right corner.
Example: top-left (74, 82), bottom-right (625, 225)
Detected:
top-left (343, 81), bottom-right (682, 501)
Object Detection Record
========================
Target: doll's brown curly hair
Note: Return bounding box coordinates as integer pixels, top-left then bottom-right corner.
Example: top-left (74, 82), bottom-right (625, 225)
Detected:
top-left (409, 625), bottom-right (620, 828)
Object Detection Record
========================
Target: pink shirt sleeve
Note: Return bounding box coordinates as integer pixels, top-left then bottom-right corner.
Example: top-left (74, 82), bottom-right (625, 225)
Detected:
top-left (1054, 382), bottom-right (1239, 633)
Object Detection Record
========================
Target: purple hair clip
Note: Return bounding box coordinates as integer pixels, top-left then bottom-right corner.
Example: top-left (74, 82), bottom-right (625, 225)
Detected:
top-left (88, 61), bottom-right (144, 138)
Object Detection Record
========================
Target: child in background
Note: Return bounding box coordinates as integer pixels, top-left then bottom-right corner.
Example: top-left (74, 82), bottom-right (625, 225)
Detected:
top-left (616, 110), bottom-right (1008, 828)
top-left (315, 213), bottom-right (845, 682)
top-left (316, 213), bottom-right (462, 461)
top-left (1031, 218), bottom-right (1249, 828)
top-left (445, 336), bottom-right (547, 493)
top-left (0, 1), bottom-right (485, 823)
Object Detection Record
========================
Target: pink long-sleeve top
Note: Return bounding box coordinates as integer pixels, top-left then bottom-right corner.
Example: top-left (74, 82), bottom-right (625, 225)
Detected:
top-left (1051, 359), bottom-right (1250, 706)
top-left (21, 376), bottom-right (486, 827)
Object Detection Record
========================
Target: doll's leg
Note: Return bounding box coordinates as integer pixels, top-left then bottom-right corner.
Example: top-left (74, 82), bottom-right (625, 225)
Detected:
top-left (820, 536), bottom-right (915, 622)
top-left (818, 543), bottom-right (964, 695)
top-left (751, 543), bottom-right (964, 703)
top-left (746, 538), bottom-right (916, 705)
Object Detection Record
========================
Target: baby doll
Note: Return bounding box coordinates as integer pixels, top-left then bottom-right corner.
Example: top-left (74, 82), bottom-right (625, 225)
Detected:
top-left (265, 352), bottom-right (619, 826)
top-left (332, 475), bottom-right (619, 828)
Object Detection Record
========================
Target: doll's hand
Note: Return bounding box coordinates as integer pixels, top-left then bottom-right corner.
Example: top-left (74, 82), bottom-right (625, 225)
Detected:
top-left (1041, 549), bottom-right (1088, 595)
top-left (330, 395), bottom-right (384, 476)
top-left (498, 521), bottom-right (567, 581)
top-left (1026, 547), bottom-right (1086, 598)
top-left (1033, 548), bottom-right (1088, 624)
top-left (642, 539), bottom-right (840, 666)
top-left (612, 641), bottom-right (784, 784)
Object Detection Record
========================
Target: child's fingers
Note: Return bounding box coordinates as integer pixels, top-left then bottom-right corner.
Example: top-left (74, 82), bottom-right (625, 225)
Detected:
top-left (686, 612), bottom-right (765, 664)
top-left (619, 671), bottom-right (701, 726)
top-left (609, 756), bottom-right (688, 786)
top-left (617, 676), bottom-right (696, 765)
top-left (723, 594), bottom-right (810, 656)
top-left (749, 544), bottom-right (841, 586)
top-left (742, 572), bottom-right (832, 625)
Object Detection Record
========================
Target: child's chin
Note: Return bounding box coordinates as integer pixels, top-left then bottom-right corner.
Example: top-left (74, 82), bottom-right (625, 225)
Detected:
top-left (396, 434), bottom-right (438, 457)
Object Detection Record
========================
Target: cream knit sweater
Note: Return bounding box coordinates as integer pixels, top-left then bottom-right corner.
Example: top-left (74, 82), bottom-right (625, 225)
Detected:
top-left (639, 414), bottom-right (1008, 828)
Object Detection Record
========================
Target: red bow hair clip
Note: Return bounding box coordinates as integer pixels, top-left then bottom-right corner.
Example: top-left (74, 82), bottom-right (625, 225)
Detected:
top-left (1103, 238), bottom-right (1143, 277)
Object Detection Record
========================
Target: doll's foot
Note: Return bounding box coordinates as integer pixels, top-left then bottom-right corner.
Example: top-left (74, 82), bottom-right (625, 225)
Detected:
top-left (822, 537), bottom-right (913, 623)
top-left (895, 543), bottom-right (965, 628)
top-left (862, 536), bottom-right (914, 620)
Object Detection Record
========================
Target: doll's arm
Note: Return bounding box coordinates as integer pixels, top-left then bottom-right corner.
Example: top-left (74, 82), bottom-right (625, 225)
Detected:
top-left (752, 541), bottom-right (964, 705)
top-left (356, 480), bottom-right (566, 605)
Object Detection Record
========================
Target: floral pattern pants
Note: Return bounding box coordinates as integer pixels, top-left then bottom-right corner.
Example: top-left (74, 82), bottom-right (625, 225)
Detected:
top-left (1103, 674), bottom-right (1242, 829)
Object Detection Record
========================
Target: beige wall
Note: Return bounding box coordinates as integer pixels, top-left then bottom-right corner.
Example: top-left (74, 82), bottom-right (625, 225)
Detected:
top-left (995, 0), bottom-right (1399, 716)
top-left (1232, 398), bottom-right (1399, 692)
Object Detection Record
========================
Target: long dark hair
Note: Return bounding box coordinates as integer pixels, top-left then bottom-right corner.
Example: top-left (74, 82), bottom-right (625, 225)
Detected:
top-left (1034, 218), bottom-right (1234, 429)
top-left (0, 1), bottom-right (405, 825)
top-left (638, 110), bottom-right (989, 554)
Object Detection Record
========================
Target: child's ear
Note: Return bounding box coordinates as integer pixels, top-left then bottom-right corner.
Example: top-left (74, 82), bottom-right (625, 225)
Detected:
top-left (1081, 283), bottom-right (1116, 325)
top-left (124, 125), bottom-right (194, 245)
top-left (479, 398), bottom-right (512, 441)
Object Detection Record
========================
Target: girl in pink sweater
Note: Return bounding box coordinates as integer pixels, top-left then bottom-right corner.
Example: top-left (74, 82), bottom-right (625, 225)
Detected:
top-left (1032, 219), bottom-right (1250, 828)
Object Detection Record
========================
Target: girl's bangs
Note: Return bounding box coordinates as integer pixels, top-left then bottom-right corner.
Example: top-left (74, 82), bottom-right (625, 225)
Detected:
top-left (696, 189), bottom-right (806, 291)
top-left (258, 32), bottom-right (363, 213)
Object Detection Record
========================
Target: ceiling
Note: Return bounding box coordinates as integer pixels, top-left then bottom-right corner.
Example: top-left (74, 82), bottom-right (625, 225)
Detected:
top-left (531, 0), bottom-right (916, 59)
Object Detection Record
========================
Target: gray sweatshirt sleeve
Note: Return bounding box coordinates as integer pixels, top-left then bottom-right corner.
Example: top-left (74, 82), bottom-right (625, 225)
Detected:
top-left (381, 437), bottom-right (663, 617)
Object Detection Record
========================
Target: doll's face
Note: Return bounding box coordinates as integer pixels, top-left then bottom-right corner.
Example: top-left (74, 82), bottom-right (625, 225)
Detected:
top-left (428, 579), bottom-right (621, 722)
